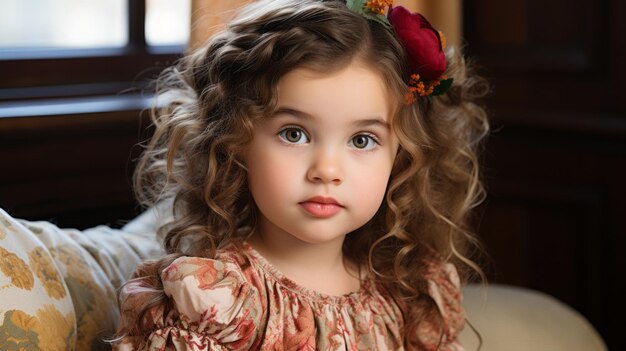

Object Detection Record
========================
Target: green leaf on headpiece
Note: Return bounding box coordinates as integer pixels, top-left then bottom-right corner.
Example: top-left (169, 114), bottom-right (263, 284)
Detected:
top-left (346, 0), bottom-right (392, 29)
top-left (431, 78), bottom-right (453, 96)
top-left (346, 0), bottom-right (365, 14)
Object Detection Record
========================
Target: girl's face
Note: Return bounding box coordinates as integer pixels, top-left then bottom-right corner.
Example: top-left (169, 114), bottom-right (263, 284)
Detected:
top-left (244, 61), bottom-right (399, 246)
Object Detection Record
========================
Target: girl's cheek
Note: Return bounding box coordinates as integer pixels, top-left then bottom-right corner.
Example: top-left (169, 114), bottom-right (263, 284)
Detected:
top-left (265, 150), bottom-right (303, 181)
top-left (352, 155), bottom-right (390, 181)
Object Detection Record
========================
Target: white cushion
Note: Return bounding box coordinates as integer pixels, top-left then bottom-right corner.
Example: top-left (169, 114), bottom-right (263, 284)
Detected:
top-left (459, 284), bottom-right (607, 351)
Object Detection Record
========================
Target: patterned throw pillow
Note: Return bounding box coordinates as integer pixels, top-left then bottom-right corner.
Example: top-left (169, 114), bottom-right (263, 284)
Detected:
top-left (0, 208), bottom-right (77, 350)
top-left (1, 206), bottom-right (165, 350)
top-left (16, 219), bottom-right (122, 351)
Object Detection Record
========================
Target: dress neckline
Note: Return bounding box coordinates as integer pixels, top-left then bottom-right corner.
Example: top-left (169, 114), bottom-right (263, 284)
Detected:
top-left (240, 241), bottom-right (373, 304)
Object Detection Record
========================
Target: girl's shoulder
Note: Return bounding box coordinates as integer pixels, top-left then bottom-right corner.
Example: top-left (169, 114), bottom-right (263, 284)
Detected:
top-left (162, 247), bottom-right (249, 290)
top-left (161, 245), bottom-right (261, 317)
top-left (147, 249), bottom-right (263, 348)
top-left (115, 246), bottom-right (265, 350)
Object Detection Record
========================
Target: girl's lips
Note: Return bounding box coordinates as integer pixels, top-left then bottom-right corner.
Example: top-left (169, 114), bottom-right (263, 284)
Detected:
top-left (299, 201), bottom-right (342, 218)
top-left (304, 196), bottom-right (341, 205)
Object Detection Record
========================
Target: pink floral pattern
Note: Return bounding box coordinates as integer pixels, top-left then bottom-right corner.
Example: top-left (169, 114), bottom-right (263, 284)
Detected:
top-left (115, 243), bottom-right (465, 350)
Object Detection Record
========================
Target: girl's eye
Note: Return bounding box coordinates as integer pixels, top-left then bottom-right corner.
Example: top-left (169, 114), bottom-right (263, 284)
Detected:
top-left (350, 134), bottom-right (379, 150)
top-left (278, 127), bottom-right (309, 144)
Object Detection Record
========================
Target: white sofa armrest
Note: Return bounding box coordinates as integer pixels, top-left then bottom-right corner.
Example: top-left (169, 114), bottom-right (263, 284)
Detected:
top-left (459, 284), bottom-right (607, 351)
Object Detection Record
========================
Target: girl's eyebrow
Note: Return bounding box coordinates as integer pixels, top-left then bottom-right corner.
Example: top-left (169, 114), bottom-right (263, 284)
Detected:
top-left (354, 118), bottom-right (391, 130)
top-left (272, 107), bottom-right (314, 120)
top-left (273, 106), bottom-right (390, 130)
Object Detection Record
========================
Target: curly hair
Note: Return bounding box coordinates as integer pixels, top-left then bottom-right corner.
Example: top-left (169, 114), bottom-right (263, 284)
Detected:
top-left (116, 0), bottom-right (489, 348)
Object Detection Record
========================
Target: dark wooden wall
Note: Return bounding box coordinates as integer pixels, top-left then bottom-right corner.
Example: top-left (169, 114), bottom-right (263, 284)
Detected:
top-left (0, 107), bottom-right (149, 229)
top-left (465, 0), bottom-right (625, 349)
top-left (0, 49), bottom-right (177, 230)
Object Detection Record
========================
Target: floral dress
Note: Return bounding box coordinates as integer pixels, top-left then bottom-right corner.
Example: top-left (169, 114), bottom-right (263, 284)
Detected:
top-left (115, 243), bottom-right (465, 350)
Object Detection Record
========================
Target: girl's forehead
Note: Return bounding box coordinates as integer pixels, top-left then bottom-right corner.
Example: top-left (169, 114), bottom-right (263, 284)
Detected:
top-left (275, 62), bottom-right (395, 123)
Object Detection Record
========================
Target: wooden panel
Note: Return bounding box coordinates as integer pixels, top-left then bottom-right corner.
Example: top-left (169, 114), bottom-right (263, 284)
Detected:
top-left (467, 0), bottom-right (605, 72)
top-left (473, 117), bottom-right (625, 349)
top-left (0, 109), bottom-right (151, 229)
top-left (464, 0), bottom-right (621, 114)
top-left (464, 0), bottom-right (626, 347)
top-left (0, 54), bottom-right (179, 93)
top-left (481, 180), bottom-right (607, 311)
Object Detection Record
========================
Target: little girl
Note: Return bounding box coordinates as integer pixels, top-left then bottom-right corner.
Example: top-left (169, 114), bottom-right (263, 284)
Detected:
top-left (114, 0), bottom-right (489, 349)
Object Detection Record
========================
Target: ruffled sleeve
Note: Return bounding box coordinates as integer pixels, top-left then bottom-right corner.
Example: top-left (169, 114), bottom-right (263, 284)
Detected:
top-left (116, 256), bottom-right (263, 351)
top-left (423, 261), bottom-right (466, 351)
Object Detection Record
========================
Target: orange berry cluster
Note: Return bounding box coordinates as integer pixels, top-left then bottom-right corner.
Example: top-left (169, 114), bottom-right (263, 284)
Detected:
top-left (365, 0), bottom-right (393, 15)
top-left (405, 74), bottom-right (445, 104)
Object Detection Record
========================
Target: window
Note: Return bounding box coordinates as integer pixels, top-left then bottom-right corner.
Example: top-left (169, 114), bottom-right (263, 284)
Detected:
top-left (146, 0), bottom-right (191, 46)
top-left (1, 0), bottom-right (128, 49)
top-left (0, 0), bottom-right (191, 107)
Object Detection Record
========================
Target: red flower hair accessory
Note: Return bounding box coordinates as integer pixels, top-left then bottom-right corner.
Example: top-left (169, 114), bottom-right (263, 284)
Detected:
top-left (346, 0), bottom-right (453, 103)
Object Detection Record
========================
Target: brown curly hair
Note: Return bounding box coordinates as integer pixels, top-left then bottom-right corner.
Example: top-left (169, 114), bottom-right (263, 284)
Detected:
top-left (116, 0), bottom-right (489, 348)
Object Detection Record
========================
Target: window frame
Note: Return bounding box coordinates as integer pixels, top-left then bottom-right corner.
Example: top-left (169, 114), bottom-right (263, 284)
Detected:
top-left (0, 0), bottom-right (183, 103)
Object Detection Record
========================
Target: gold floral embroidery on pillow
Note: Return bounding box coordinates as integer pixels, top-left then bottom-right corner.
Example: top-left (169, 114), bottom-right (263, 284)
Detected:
top-left (34, 304), bottom-right (77, 351)
top-left (28, 247), bottom-right (66, 299)
top-left (50, 246), bottom-right (90, 279)
top-left (49, 245), bottom-right (116, 350)
top-left (1, 309), bottom-right (39, 348)
top-left (0, 246), bottom-right (34, 291)
top-left (0, 304), bottom-right (76, 351)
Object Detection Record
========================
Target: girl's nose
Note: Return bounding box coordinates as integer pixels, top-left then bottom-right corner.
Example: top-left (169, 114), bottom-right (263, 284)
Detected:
top-left (306, 149), bottom-right (343, 185)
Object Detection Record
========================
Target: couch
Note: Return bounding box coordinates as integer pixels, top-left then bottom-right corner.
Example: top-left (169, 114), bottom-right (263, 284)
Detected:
top-left (0, 206), bottom-right (607, 350)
